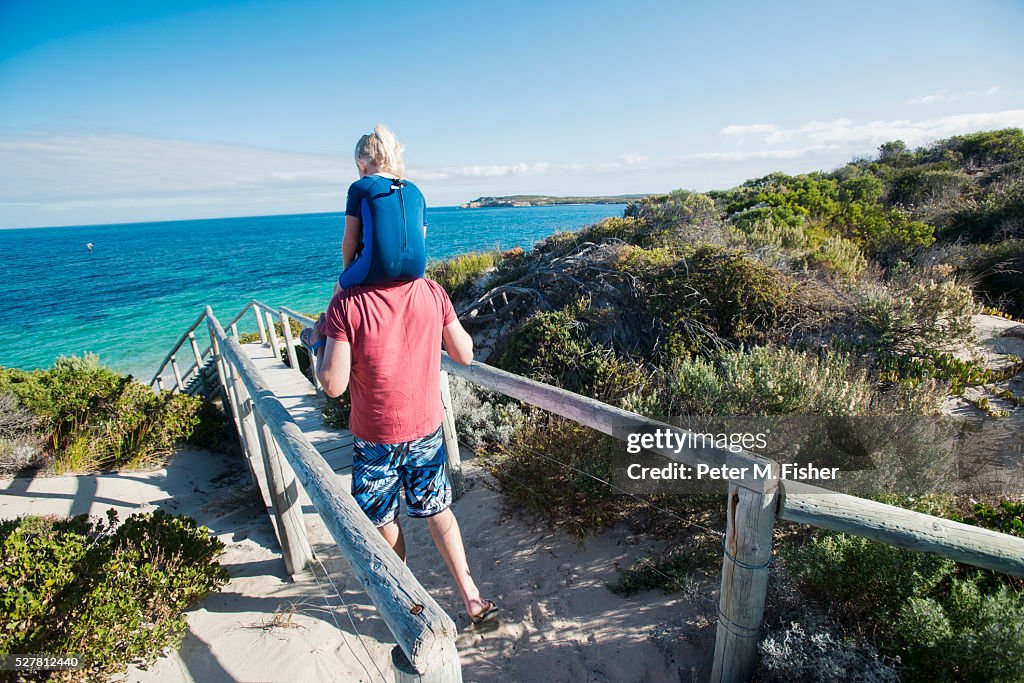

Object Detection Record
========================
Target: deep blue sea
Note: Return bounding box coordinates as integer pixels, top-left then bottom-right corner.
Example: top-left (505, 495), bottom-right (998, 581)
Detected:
top-left (0, 204), bottom-right (625, 379)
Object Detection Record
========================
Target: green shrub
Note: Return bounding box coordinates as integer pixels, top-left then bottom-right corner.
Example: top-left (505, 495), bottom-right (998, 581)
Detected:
top-left (855, 263), bottom-right (977, 353)
top-left (895, 578), bottom-right (1024, 682)
top-left (668, 346), bottom-right (874, 416)
top-left (952, 239), bottom-right (1024, 317)
top-left (608, 534), bottom-right (719, 595)
top-left (787, 532), bottom-right (955, 622)
top-left (876, 345), bottom-right (990, 394)
top-left (487, 416), bottom-right (621, 538)
top-left (426, 249), bottom-right (501, 298)
top-left (499, 299), bottom-right (656, 408)
top-left (967, 500), bottom-right (1024, 537)
top-left (0, 510), bottom-right (228, 680)
top-left (640, 245), bottom-right (794, 357)
top-left (786, 529), bottom-right (1024, 682)
top-left (807, 234), bottom-right (868, 281)
top-left (0, 356), bottom-right (202, 473)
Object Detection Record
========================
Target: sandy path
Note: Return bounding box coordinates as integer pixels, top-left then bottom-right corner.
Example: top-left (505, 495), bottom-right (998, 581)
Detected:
top-left (1, 448), bottom-right (714, 682)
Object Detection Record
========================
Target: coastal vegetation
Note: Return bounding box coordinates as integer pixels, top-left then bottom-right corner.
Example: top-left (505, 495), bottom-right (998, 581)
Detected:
top-left (461, 194), bottom-right (646, 208)
top-left (433, 128), bottom-right (1024, 681)
top-left (0, 510), bottom-right (228, 681)
top-left (0, 355), bottom-right (217, 476)
top-left (0, 358), bottom-right (230, 680)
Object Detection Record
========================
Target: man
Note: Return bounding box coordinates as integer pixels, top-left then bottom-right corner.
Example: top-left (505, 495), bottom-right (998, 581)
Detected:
top-left (305, 277), bottom-right (497, 625)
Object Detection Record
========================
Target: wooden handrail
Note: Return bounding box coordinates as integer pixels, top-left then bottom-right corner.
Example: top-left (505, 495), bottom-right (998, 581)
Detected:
top-left (251, 299), bottom-right (280, 315)
top-left (279, 306), bottom-right (316, 328)
top-left (206, 308), bottom-right (460, 677)
top-left (779, 481), bottom-right (1024, 576)
top-left (149, 309), bottom-right (209, 386)
top-left (440, 353), bottom-right (1024, 577)
top-left (224, 300), bottom-right (255, 330)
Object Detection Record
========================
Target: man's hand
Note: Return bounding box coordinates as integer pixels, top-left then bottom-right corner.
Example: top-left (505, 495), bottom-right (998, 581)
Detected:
top-left (313, 313), bottom-right (327, 343)
top-left (300, 314), bottom-right (327, 352)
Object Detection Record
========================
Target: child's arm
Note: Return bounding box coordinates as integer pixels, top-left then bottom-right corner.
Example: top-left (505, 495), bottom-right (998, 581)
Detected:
top-left (341, 215), bottom-right (362, 269)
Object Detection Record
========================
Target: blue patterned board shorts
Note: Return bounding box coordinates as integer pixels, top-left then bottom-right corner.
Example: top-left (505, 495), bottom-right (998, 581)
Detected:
top-left (352, 424), bottom-right (452, 527)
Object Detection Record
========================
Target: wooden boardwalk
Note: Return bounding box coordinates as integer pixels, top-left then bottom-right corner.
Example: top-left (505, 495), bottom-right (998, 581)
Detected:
top-left (240, 342), bottom-right (354, 474)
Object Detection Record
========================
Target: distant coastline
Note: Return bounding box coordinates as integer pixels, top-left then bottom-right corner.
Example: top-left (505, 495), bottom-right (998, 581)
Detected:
top-left (460, 194), bottom-right (646, 208)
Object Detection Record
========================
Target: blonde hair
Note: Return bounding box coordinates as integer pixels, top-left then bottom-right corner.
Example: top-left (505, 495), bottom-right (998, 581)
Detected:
top-left (355, 124), bottom-right (406, 176)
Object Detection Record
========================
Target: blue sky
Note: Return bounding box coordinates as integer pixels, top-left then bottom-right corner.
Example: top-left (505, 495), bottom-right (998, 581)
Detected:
top-left (1, 0), bottom-right (1022, 228)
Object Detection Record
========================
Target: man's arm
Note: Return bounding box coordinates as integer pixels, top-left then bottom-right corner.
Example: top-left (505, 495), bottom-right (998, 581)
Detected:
top-left (316, 337), bottom-right (351, 398)
top-left (310, 312), bottom-right (351, 398)
top-left (442, 318), bottom-right (474, 365)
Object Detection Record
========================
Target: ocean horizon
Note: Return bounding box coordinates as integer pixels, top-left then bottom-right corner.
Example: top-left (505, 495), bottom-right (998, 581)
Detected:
top-left (0, 204), bottom-right (626, 379)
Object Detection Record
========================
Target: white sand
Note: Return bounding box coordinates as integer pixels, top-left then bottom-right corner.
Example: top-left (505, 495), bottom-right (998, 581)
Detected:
top-left (0, 447), bottom-right (714, 682)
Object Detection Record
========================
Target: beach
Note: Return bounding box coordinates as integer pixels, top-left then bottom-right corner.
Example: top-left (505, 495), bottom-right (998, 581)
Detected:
top-left (1, 447), bottom-right (714, 682)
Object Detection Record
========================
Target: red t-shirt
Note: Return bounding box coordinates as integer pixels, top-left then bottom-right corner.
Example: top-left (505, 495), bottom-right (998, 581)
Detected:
top-left (322, 278), bottom-right (456, 444)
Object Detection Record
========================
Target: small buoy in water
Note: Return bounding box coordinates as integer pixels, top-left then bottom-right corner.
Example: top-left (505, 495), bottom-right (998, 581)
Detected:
top-left (86, 243), bottom-right (93, 253)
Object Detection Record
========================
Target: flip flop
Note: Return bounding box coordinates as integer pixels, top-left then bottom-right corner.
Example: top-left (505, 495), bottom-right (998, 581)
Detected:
top-left (470, 599), bottom-right (499, 626)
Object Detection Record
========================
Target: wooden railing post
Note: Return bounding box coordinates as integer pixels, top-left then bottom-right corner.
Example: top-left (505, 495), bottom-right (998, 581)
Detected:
top-left (264, 310), bottom-right (282, 360)
top-left (208, 317), bottom-right (237, 418)
top-left (280, 311), bottom-right (300, 371)
top-left (187, 331), bottom-right (204, 382)
top-left (255, 410), bottom-right (314, 575)
top-left (711, 455), bottom-right (779, 683)
top-left (231, 360), bottom-right (269, 481)
top-left (254, 303), bottom-right (268, 344)
top-left (170, 355), bottom-right (183, 392)
top-left (439, 370), bottom-right (465, 499)
top-left (230, 322), bottom-right (239, 338)
top-left (392, 640), bottom-right (462, 683)
top-left (155, 375), bottom-right (165, 391)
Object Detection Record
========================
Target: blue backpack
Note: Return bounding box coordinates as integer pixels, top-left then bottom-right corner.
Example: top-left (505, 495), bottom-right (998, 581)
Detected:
top-left (339, 175), bottom-right (427, 288)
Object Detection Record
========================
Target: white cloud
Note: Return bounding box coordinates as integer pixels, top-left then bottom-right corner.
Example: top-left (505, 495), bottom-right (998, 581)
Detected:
top-left (907, 85), bottom-right (1002, 105)
top-left (4, 107), bottom-right (1023, 227)
top-left (717, 109), bottom-right (1024, 149)
top-left (618, 153), bottom-right (649, 165)
top-left (719, 124), bottom-right (796, 145)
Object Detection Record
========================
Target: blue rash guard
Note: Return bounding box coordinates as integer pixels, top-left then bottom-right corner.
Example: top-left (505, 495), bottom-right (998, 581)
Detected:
top-left (338, 174), bottom-right (427, 288)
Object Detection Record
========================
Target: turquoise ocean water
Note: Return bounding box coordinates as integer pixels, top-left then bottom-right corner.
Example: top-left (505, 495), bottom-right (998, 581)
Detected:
top-left (0, 204), bottom-right (625, 379)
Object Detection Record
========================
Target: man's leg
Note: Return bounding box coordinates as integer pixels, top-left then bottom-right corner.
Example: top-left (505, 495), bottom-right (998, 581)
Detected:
top-left (378, 519), bottom-right (406, 562)
top-left (426, 508), bottom-right (488, 617)
top-left (405, 426), bottom-right (493, 619)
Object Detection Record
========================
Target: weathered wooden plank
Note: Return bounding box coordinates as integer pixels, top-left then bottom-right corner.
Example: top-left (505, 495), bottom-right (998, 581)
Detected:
top-left (188, 331), bottom-right (204, 369)
top-left (780, 480), bottom-right (1024, 577)
top-left (280, 311), bottom-right (300, 372)
top-left (439, 370), bottom-right (465, 499)
top-left (212, 315), bottom-right (460, 675)
top-left (150, 310), bottom-right (208, 386)
top-left (279, 306), bottom-right (316, 328)
top-left (443, 355), bottom-right (1024, 576)
top-left (253, 300), bottom-right (268, 344)
top-left (392, 640), bottom-right (462, 683)
top-left (263, 310), bottom-right (282, 360)
top-left (711, 462), bottom-right (779, 683)
top-left (255, 409), bottom-right (314, 575)
top-left (169, 355), bottom-right (183, 392)
top-left (440, 354), bottom-right (742, 471)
